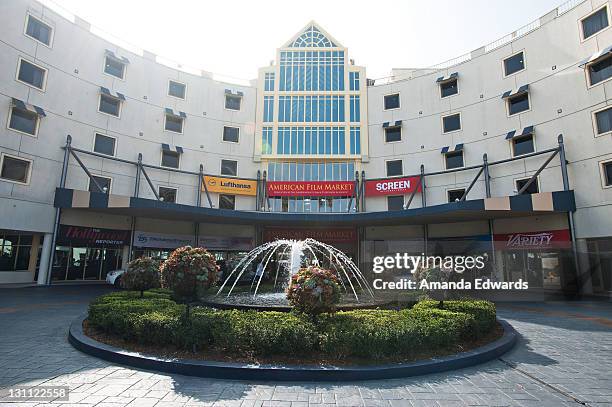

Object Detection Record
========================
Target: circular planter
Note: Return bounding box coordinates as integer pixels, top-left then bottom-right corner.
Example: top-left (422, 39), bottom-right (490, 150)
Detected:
top-left (68, 315), bottom-right (517, 381)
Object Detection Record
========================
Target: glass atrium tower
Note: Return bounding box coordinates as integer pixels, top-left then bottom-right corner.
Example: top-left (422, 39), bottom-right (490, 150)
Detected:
top-left (255, 22), bottom-right (368, 212)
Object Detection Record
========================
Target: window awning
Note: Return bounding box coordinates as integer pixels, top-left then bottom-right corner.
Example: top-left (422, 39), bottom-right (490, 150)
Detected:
top-left (382, 120), bottom-right (402, 128)
top-left (105, 49), bottom-right (130, 64)
top-left (164, 107), bottom-right (186, 118)
top-left (505, 125), bottom-right (534, 140)
top-left (162, 144), bottom-right (183, 154)
top-left (11, 98), bottom-right (46, 117)
top-left (100, 87), bottom-right (125, 101)
top-left (579, 45), bottom-right (612, 67)
top-left (436, 72), bottom-right (458, 83)
top-left (441, 144), bottom-right (463, 154)
top-left (501, 84), bottom-right (529, 99)
top-left (225, 89), bottom-right (244, 97)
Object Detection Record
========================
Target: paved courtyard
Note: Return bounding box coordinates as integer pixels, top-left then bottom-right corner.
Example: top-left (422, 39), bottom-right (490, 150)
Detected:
top-left (0, 286), bottom-right (611, 407)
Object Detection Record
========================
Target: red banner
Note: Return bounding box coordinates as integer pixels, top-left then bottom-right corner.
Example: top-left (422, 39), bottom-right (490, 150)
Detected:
top-left (267, 181), bottom-right (355, 197)
top-left (263, 228), bottom-right (357, 244)
top-left (494, 229), bottom-right (571, 250)
top-left (365, 177), bottom-right (421, 196)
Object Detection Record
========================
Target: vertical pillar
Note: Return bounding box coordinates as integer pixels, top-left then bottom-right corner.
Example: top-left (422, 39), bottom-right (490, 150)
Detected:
top-left (37, 233), bottom-right (53, 285)
top-left (128, 154), bottom-right (143, 263)
top-left (256, 170), bottom-right (261, 211)
top-left (420, 165), bottom-right (426, 207)
top-left (483, 154), bottom-right (491, 198)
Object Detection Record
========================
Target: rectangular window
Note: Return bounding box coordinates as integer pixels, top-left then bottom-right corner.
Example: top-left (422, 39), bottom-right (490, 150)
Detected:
top-left (8, 106), bottom-right (39, 136)
top-left (448, 189), bottom-right (466, 203)
top-left (262, 127), bottom-right (273, 154)
top-left (223, 126), bottom-right (239, 143)
top-left (98, 94), bottom-right (121, 117)
top-left (440, 79), bottom-right (458, 98)
top-left (164, 114), bottom-right (183, 133)
top-left (263, 95), bottom-right (274, 122)
top-left (516, 178), bottom-right (539, 195)
top-left (104, 56), bottom-right (125, 79)
top-left (0, 234), bottom-right (34, 272)
top-left (588, 55), bottom-right (612, 85)
top-left (595, 107), bottom-right (612, 134)
top-left (17, 58), bottom-right (46, 90)
top-left (386, 160), bottom-right (403, 177)
top-left (0, 154), bottom-right (31, 184)
top-left (264, 73), bottom-right (275, 91)
top-left (385, 126), bottom-right (402, 143)
top-left (442, 113), bottom-right (461, 133)
top-left (161, 150), bottom-right (180, 169)
top-left (512, 134), bottom-right (535, 156)
top-left (384, 93), bottom-right (400, 110)
top-left (582, 7), bottom-right (609, 39)
top-left (225, 94), bottom-right (241, 111)
top-left (219, 194), bottom-right (235, 210)
top-left (445, 151), bottom-right (464, 169)
top-left (93, 133), bottom-right (116, 156)
top-left (504, 52), bottom-right (525, 76)
top-left (25, 15), bottom-right (52, 46)
top-left (387, 195), bottom-right (404, 211)
top-left (221, 159), bottom-right (237, 176)
top-left (350, 127), bottom-right (361, 155)
top-left (158, 186), bottom-right (177, 203)
top-left (349, 71), bottom-right (360, 91)
top-left (88, 175), bottom-right (111, 193)
top-left (350, 95), bottom-right (360, 122)
top-left (168, 80), bottom-right (186, 99)
top-left (602, 161), bottom-right (612, 186)
top-left (507, 93), bottom-right (530, 115)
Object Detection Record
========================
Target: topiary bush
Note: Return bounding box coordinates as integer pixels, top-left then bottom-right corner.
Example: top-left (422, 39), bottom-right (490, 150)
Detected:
top-left (120, 257), bottom-right (161, 297)
top-left (286, 266), bottom-right (341, 315)
top-left (160, 246), bottom-right (219, 302)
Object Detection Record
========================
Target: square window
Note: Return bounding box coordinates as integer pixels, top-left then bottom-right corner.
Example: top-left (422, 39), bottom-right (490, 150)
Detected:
top-left (445, 151), bottom-right (464, 169)
top-left (219, 194), bottom-right (235, 210)
top-left (165, 114), bottom-right (183, 133)
top-left (88, 175), bottom-right (111, 193)
top-left (17, 59), bottom-right (46, 90)
top-left (440, 79), bottom-right (458, 98)
top-left (582, 7), bottom-right (609, 39)
top-left (159, 186), bottom-right (177, 203)
top-left (588, 55), bottom-right (612, 86)
top-left (442, 113), bottom-right (461, 133)
top-left (516, 178), bottom-right (539, 195)
top-left (384, 126), bottom-right (401, 143)
top-left (223, 126), bottom-right (239, 143)
top-left (98, 94), bottom-right (121, 117)
top-left (386, 160), bottom-right (402, 177)
top-left (221, 159), bottom-right (237, 176)
top-left (603, 161), bottom-right (612, 186)
top-left (0, 155), bottom-right (31, 184)
top-left (512, 135), bottom-right (535, 156)
top-left (9, 107), bottom-right (38, 135)
top-left (104, 56), bottom-right (125, 79)
top-left (93, 133), bottom-right (115, 156)
top-left (25, 15), bottom-right (52, 46)
top-left (508, 93), bottom-right (530, 115)
top-left (387, 195), bottom-right (404, 211)
top-left (504, 52), bottom-right (525, 76)
top-left (448, 189), bottom-right (466, 203)
top-left (161, 150), bottom-right (180, 169)
top-left (595, 107), bottom-right (612, 134)
top-left (168, 80), bottom-right (186, 99)
top-left (384, 93), bottom-right (400, 110)
top-left (225, 94), bottom-right (241, 111)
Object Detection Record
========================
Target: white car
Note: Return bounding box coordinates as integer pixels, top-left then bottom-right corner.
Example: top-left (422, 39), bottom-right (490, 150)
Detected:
top-left (106, 269), bottom-right (126, 287)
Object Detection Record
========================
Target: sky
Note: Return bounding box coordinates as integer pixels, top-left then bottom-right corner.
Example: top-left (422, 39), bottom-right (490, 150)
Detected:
top-left (49, 0), bottom-right (565, 81)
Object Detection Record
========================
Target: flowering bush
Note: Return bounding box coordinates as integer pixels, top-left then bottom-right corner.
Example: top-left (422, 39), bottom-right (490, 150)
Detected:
top-left (121, 257), bottom-right (161, 297)
top-left (160, 246), bottom-right (219, 301)
top-left (286, 266), bottom-right (341, 315)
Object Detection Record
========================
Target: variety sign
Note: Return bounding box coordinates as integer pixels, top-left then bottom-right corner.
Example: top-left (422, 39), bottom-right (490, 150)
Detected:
top-left (267, 181), bottom-right (355, 197)
top-left (365, 177), bottom-right (421, 196)
top-left (263, 227), bottom-right (357, 244)
top-left (57, 225), bottom-right (130, 247)
top-left (494, 229), bottom-right (571, 250)
top-left (203, 176), bottom-right (257, 196)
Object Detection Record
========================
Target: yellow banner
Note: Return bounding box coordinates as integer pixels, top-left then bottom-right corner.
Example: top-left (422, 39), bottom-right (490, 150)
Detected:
top-left (202, 176), bottom-right (257, 196)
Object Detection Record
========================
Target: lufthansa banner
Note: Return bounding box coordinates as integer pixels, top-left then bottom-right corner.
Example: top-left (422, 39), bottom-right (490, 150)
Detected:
top-left (203, 176), bottom-right (257, 196)
top-left (365, 176), bottom-right (421, 196)
top-left (267, 181), bottom-right (355, 197)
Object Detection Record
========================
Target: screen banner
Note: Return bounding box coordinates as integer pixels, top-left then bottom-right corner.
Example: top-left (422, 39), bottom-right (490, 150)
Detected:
top-left (365, 176), bottom-right (421, 196)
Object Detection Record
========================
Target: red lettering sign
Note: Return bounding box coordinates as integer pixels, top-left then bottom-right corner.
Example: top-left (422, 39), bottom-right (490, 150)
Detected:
top-left (58, 225), bottom-right (130, 247)
top-left (365, 177), bottom-right (422, 196)
top-left (494, 229), bottom-right (571, 250)
top-left (263, 228), bottom-right (357, 244)
top-left (267, 181), bottom-right (355, 197)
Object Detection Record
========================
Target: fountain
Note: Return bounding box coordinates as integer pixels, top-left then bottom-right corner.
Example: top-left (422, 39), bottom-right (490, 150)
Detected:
top-left (206, 238), bottom-right (380, 310)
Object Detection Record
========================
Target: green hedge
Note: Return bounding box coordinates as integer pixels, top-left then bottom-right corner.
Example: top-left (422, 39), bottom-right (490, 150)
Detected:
top-left (87, 291), bottom-right (497, 360)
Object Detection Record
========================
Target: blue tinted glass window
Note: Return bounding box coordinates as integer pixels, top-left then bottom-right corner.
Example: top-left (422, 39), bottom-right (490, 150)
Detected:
top-left (445, 151), bottom-right (464, 169)
top-left (18, 60), bottom-right (46, 89)
top-left (508, 93), bottom-right (530, 115)
top-left (26, 15), bottom-right (52, 45)
top-left (589, 55), bottom-right (612, 85)
top-left (443, 114), bottom-right (461, 133)
top-left (384, 94), bottom-right (400, 110)
top-left (582, 7), bottom-right (609, 39)
top-left (504, 52), bottom-right (524, 76)
top-left (596, 107), bottom-right (612, 134)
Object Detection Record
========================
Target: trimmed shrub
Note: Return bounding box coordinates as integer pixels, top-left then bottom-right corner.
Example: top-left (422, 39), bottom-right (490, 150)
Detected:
top-left (286, 266), bottom-right (341, 315)
top-left (121, 257), bottom-right (161, 297)
top-left (413, 299), bottom-right (496, 338)
top-left (160, 246), bottom-right (219, 301)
